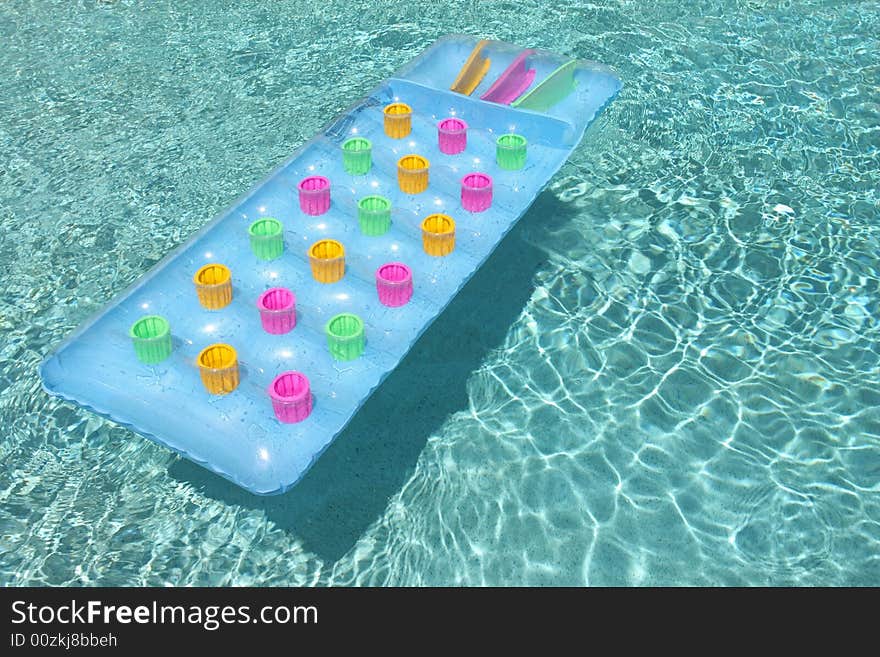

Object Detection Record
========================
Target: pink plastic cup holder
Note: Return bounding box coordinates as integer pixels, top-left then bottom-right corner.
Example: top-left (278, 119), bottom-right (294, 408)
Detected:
top-left (268, 371), bottom-right (312, 424)
top-left (298, 175), bottom-right (331, 215)
top-left (257, 287), bottom-right (296, 335)
top-left (375, 262), bottom-right (413, 308)
top-left (461, 172), bottom-right (493, 213)
top-left (438, 117), bottom-right (468, 155)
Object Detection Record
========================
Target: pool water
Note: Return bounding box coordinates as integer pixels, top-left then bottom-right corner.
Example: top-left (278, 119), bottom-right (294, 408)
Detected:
top-left (1, 0), bottom-right (878, 586)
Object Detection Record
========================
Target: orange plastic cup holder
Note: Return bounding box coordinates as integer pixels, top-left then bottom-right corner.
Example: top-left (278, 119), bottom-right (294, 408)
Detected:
top-left (308, 239), bottom-right (345, 283)
top-left (193, 263), bottom-right (232, 310)
top-left (397, 154), bottom-right (430, 194)
top-left (421, 213), bottom-right (456, 256)
top-left (383, 102), bottom-right (412, 138)
top-left (197, 343), bottom-right (239, 395)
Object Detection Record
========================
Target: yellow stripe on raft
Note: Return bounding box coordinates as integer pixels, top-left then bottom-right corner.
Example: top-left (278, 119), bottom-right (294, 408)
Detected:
top-left (450, 39), bottom-right (491, 95)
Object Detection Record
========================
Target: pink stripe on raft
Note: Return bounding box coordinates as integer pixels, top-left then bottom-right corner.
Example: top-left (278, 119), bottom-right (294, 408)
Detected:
top-left (480, 50), bottom-right (537, 105)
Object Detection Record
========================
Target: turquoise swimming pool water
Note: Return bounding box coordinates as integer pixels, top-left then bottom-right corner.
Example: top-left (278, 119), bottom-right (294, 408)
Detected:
top-left (1, 0), bottom-right (878, 586)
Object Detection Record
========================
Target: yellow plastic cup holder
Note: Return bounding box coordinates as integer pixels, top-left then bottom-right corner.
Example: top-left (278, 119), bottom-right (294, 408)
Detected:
top-left (197, 343), bottom-right (239, 395)
top-left (383, 102), bottom-right (412, 139)
top-left (397, 154), bottom-right (430, 194)
top-left (193, 263), bottom-right (232, 310)
top-left (421, 213), bottom-right (456, 256)
top-left (308, 239), bottom-right (345, 283)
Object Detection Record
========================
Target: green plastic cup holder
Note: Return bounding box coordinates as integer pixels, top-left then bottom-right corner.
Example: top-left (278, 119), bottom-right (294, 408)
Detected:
top-left (496, 133), bottom-right (528, 170)
top-left (130, 315), bottom-right (172, 364)
top-left (325, 313), bottom-right (365, 361)
top-left (342, 137), bottom-right (373, 175)
top-left (357, 195), bottom-right (392, 236)
top-left (248, 217), bottom-right (284, 261)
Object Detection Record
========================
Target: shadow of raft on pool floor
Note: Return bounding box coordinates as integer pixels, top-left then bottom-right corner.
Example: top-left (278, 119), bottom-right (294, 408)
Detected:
top-left (169, 190), bottom-right (579, 564)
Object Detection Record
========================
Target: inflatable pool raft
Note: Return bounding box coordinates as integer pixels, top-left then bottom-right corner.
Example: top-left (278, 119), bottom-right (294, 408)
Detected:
top-left (40, 35), bottom-right (621, 495)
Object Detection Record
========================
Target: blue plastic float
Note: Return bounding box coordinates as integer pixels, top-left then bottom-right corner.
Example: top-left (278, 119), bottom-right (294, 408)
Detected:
top-left (40, 35), bottom-right (621, 494)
